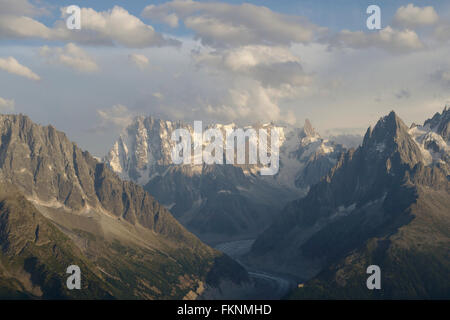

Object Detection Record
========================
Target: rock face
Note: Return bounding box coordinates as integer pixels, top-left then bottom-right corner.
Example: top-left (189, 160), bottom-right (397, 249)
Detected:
top-left (291, 120), bottom-right (345, 189)
top-left (104, 117), bottom-right (344, 242)
top-left (0, 114), bottom-right (248, 299)
top-left (409, 106), bottom-right (450, 167)
top-left (423, 106), bottom-right (450, 142)
top-left (0, 115), bottom-right (187, 237)
top-left (248, 110), bottom-right (450, 299)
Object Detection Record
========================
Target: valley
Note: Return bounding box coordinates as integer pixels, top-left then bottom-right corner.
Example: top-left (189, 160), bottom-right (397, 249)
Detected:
top-left (215, 239), bottom-right (296, 299)
top-left (0, 107), bottom-right (448, 300)
top-left (1, 0), bottom-right (449, 303)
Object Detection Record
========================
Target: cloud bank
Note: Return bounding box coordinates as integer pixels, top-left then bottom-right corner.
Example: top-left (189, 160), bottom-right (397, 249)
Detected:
top-left (0, 56), bottom-right (40, 80)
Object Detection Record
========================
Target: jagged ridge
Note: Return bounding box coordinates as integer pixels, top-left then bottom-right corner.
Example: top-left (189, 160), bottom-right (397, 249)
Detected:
top-left (248, 110), bottom-right (450, 299)
top-left (0, 114), bottom-right (248, 299)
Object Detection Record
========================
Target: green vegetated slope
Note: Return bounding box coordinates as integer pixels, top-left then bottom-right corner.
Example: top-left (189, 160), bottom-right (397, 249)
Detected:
top-left (0, 185), bottom-right (113, 299)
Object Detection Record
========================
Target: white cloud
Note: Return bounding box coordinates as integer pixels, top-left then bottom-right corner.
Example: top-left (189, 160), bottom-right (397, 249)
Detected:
top-left (0, 0), bottom-right (48, 16)
top-left (0, 15), bottom-right (51, 39)
top-left (97, 104), bottom-right (134, 129)
top-left (0, 5), bottom-right (180, 48)
top-left (190, 44), bottom-right (311, 125)
top-left (164, 13), bottom-right (180, 28)
top-left (222, 45), bottom-right (300, 70)
top-left (195, 45), bottom-right (312, 89)
top-left (205, 85), bottom-right (284, 123)
top-left (0, 56), bottom-right (40, 80)
top-left (0, 96), bottom-right (15, 112)
top-left (60, 6), bottom-right (180, 48)
top-left (40, 43), bottom-right (99, 73)
top-left (142, 1), bottom-right (319, 48)
top-left (393, 4), bottom-right (439, 29)
top-left (329, 26), bottom-right (424, 53)
top-left (128, 53), bottom-right (149, 69)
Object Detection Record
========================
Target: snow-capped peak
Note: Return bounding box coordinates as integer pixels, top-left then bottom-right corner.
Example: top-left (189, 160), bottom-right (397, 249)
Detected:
top-left (409, 107), bottom-right (450, 165)
top-left (104, 116), bottom-right (345, 190)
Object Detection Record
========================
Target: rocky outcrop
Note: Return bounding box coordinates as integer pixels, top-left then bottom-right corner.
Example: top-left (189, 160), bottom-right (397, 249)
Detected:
top-left (0, 114), bottom-right (248, 299)
top-left (248, 110), bottom-right (450, 299)
top-left (104, 116), bottom-right (345, 242)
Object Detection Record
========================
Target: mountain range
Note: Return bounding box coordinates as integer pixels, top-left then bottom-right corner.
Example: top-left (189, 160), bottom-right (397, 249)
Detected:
top-left (0, 107), bottom-right (448, 300)
top-left (0, 114), bottom-right (247, 299)
top-left (247, 108), bottom-right (450, 299)
top-left (104, 117), bottom-right (345, 243)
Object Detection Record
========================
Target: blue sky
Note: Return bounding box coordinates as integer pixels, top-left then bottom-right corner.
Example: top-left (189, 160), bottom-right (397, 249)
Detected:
top-left (1, 0), bottom-right (450, 155)
top-left (36, 0), bottom-right (450, 32)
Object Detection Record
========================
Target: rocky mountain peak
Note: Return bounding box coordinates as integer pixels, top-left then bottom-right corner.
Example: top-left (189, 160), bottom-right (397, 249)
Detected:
top-left (0, 114), bottom-right (195, 239)
top-left (361, 111), bottom-right (423, 167)
top-left (365, 111), bottom-right (407, 140)
top-left (0, 114), bottom-right (250, 299)
top-left (302, 119), bottom-right (316, 137)
top-left (408, 106), bottom-right (449, 167)
top-left (424, 106), bottom-right (450, 142)
top-left (248, 109), bottom-right (450, 300)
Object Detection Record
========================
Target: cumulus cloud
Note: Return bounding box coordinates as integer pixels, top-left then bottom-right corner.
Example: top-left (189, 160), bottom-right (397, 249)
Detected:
top-left (393, 4), bottom-right (439, 29)
top-left (141, 2), bottom-right (316, 126)
top-left (164, 13), bottom-right (180, 28)
top-left (220, 45), bottom-right (300, 70)
top-left (0, 0), bottom-right (48, 17)
top-left (0, 5), bottom-right (180, 48)
top-left (0, 96), bottom-right (15, 112)
top-left (128, 53), bottom-right (149, 69)
top-left (204, 85), bottom-right (285, 123)
top-left (190, 44), bottom-right (311, 125)
top-left (59, 6), bottom-right (180, 48)
top-left (0, 15), bottom-right (51, 39)
top-left (328, 26), bottom-right (424, 53)
top-left (142, 1), bottom-right (320, 48)
top-left (0, 56), bottom-right (40, 80)
top-left (39, 43), bottom-right (99, 73)
top-left (97, 104), bottom-right (134, 130)
top-left (195, 45), bottom-right (312, 89)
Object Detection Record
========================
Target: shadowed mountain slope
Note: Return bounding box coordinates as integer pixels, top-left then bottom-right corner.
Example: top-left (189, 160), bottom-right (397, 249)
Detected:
top-left (0, 114), bottom-right (248, 299)
top-left (248, 111), bottom-right (450, 299)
